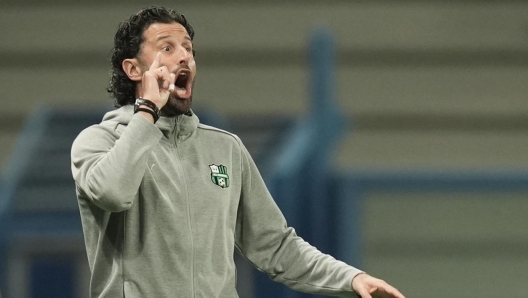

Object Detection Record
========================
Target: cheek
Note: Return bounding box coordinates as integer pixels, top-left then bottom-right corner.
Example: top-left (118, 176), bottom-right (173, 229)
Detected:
top-left (189, 59), bottom-right (197, 74)
top-left (191, 64), bottom-right (197, 80)
top-left (138, 48), bottom-right (156, 67)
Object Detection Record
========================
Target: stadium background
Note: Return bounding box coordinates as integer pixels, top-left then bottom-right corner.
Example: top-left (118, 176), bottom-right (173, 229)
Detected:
top-left (1, 1), bottom-right (528, 297)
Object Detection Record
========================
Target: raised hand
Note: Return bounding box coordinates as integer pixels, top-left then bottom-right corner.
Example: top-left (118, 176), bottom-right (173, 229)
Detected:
top-left (140, 52), bottom-right (176, 109)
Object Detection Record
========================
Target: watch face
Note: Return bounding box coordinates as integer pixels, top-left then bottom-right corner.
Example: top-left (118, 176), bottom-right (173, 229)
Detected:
top-left (133, 98), bottom-right (160, 121)
top-left (135, 98), bottom-right (158, 112)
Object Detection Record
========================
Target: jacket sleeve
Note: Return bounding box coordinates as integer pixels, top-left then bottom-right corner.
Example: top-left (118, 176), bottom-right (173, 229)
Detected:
top-left (71, 114), bottom-right (163, 212)
top-left (234, 139), bottom-right (363, 297)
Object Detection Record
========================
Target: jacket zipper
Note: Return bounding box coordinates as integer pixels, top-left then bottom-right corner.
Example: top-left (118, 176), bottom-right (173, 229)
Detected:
top-left (174, 137), bottom-right (195, 297)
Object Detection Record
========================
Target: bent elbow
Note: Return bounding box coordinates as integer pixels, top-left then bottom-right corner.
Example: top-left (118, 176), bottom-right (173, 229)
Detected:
top-left (96, 196), bottom-right (134, 212)
top-left (88, 183), bottom-right (136, 212)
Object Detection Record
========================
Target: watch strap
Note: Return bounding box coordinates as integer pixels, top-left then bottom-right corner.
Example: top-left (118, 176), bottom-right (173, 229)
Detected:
top-left (134, 98), bottom-right (161, 123)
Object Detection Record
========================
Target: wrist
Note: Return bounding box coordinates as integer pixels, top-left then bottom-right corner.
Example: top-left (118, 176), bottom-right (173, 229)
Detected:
top-left (134, 98), bottom-right (161, 123)
top-left (135, 108), bottom-right (156, 123)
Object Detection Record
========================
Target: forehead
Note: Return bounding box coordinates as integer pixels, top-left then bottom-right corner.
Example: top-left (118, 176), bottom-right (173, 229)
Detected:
top-left (143, 22), bottom-right (191, 42)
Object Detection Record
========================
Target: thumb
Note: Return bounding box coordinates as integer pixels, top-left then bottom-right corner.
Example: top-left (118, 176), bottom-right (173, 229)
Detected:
top-left (160, 73), bottom-right (176, 103)
top-left (159, 88), bottom-right (170, 103)
top-left (168, 73), bottom-right (176, 91)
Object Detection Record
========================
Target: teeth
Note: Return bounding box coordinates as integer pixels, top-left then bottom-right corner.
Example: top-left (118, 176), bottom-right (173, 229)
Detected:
top-left (177, 88), bottom-right (186, 95)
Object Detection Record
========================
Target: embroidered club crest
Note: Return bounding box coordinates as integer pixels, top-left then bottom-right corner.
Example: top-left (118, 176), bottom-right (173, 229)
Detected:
top-left (209, 164), bottom-right (230, 188)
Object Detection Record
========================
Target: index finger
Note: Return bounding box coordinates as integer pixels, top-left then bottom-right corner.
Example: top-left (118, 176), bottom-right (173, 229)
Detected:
top-left (149, 52), bottom-right (161, 71)
top-left (378, 284), bottom-right (405, 298)
top-left (356, 289), bottom-right (372, 298)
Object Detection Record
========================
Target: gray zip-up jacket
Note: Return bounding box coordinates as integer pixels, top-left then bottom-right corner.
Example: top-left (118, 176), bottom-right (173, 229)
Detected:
top-left (71, 105), bottom-right (362, 297)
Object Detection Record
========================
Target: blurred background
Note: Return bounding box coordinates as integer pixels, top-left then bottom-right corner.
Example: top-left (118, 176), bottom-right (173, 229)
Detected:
top-left (2, 0), bottom-right (528, 297)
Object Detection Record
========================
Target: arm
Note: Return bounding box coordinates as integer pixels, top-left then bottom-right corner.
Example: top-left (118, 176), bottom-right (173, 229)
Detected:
top-left (71, 51), bottom-right (177, 212)
top-left (71, 115), bottom-right (162, 212)
top-left (234, 140), bottom-right (362, 297)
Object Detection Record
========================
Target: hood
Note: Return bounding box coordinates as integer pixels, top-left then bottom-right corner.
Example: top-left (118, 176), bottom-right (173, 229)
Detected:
top-left (102, 105), bottom-right (199, 140)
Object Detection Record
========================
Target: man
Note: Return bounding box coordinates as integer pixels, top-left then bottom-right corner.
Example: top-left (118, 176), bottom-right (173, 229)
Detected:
top-left (71, 6), bottom-right (405, 298)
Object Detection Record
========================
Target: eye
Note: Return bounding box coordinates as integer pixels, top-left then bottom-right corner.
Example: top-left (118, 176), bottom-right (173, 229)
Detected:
top-left (162, 46), bottom-right (172, 52)
top-left (182, 42), bottom-right (193, 53)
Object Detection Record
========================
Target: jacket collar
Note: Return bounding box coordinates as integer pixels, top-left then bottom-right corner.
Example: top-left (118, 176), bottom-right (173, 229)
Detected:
top-left (107, 105), bottom-right (199, 141)
top-left (156, 109), bottom-right (199, 141)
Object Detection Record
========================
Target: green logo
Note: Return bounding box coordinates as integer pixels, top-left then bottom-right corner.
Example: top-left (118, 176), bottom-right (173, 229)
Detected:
top-left (209, 164), bottom-right (229, 188)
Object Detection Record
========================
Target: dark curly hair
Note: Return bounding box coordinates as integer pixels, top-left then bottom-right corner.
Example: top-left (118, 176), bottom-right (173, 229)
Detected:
top-left (107, 6), bottom-right (195, 107)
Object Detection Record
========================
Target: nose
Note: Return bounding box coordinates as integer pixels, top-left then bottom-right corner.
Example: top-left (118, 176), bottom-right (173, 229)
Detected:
top-left (178, 46), bottom-right (191, 65)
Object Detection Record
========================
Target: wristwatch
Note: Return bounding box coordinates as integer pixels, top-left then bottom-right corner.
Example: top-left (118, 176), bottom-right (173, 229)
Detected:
top-left (134, 98), bottom-right (161, 123)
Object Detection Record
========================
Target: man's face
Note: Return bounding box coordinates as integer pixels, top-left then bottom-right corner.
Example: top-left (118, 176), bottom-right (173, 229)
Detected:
top-left (138, 22), bottom-right (197, 116)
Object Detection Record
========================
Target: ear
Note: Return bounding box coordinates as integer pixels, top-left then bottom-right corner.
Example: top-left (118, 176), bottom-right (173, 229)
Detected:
top-left (122, 58), bottom-right (143, 81)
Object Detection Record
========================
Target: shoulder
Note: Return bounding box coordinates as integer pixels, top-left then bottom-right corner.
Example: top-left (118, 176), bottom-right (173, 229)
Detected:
top-left (197, 123), bottom-right (243, 145)
top-left (75, 121), bottom-right (120, 141)
top-left (71, 121), bottom-right (121, 155)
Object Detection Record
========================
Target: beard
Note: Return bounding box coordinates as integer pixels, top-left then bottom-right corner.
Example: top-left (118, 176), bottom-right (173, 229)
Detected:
top-left (161, 86), bottom-right (194, 117)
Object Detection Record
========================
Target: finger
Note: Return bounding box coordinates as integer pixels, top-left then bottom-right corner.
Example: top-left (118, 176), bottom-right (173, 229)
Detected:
top-left (160, 69), bottom-right (170, 90)
top-left (375, 282), bottom-right (405, 298)
top-left (357, 288), bottom-right (372, 298)
top-left (159, 87), bottom-right (170, 103)
top-left (153, 66), bottom-right (171, 90)
top-left (143, 72), bottom-right (162, 97)
top-left (149, 52), bottom-right (162, 71)
top-left (169, 73), bottom-right (176, 91)
top-left (382, 286), bottom-right (405, 298)
top-left (159, 75), bottom-right (174, 102)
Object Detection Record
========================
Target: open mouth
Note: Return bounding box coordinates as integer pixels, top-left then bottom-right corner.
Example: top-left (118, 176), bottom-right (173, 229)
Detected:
top-left (173, 69), bottom-right (192, 99)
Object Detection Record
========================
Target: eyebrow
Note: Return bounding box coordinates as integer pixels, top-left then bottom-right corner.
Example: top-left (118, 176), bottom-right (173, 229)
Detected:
top-left (156, 35), bottom-right (192, 43)
top-left (156, 35), bottom-right (171, 42)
